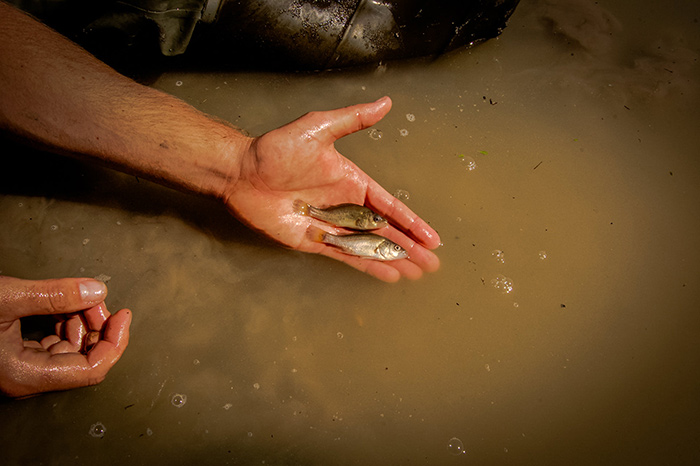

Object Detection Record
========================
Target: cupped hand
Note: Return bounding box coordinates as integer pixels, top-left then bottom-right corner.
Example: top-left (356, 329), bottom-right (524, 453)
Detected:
top-left (223, 96), bottom-right (441, 282)
top-left (0, 276), bottom-right (131, 398)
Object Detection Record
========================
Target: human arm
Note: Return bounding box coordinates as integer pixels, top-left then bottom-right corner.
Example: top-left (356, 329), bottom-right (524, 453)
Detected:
top-left (0, 276), bottom-right (131, 398)
top-left (0, 3), bottom-right (440, 282)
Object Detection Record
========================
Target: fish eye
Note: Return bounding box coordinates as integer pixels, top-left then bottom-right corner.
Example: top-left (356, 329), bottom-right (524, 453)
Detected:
top-left (374, 215), bottom-right (384, 222)
top-left (393, 244), bottom-right (402, 251)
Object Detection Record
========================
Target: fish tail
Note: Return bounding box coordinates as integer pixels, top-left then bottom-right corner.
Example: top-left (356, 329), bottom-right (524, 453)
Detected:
top-left (306, 226), bottom-right (328, 244)
top-left (293, 199), bottom-right (310, 216)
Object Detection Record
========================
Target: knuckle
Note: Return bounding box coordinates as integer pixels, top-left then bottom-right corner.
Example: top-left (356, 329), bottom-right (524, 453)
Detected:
top-left (30, 279), bottom-right (78, 313)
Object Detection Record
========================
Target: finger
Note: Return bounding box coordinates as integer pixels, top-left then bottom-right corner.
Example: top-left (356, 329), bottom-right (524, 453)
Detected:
top-left (86, 308), bottom-right (131, 367)
top-left (40, 334), bottom-right (61, 350)
top-left (366, 182), bottom-right (442, 249)
top-left (0, 276), bottom-right (107, 319)
top-left (387, 258), bottom-right (424, 281)
top-left (313, 96), bottom-right (392, 144)
top-left (315, 247), bottom-right (403, 283)
top-left (62, 313), bottom-right (87, 351)
top-left (83, 302), bottom-right (111, 331)
top-left (375, 226), bottom-right (441, 274)
top-left (47, 340), bottom-right (77, 355)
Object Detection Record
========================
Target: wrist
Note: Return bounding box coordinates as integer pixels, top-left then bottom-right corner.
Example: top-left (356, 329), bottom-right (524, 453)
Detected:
top-left (206, 123), bottom-right (254, 203)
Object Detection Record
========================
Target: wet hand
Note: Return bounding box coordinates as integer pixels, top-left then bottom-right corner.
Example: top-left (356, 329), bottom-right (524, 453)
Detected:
top-left (223, 97), bottom-right (441, 282)
top-left (0, 276), bottom-right (131, 398)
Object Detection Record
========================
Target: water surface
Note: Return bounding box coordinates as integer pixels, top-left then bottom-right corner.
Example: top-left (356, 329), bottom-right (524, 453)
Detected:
top-left (1, 0), bottom-right (699, 464)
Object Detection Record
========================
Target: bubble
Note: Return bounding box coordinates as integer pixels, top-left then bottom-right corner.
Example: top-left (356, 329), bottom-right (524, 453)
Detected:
top-left (247, 431), bottom-right (254, 437)
top-left (253, 383), bottom-right (260, 390)
top-left (538, 251), bottom-right (548, 260)
top-left (336, 332), bottom-right (344, 339)
top-left (223, 403), bottom-right (233, 410)
top-left (193, 358), bottom-right (200, 365)
top-left (462, 155), bottom-right (477, 171)
top-left (50, 224), bottom-right (58, 231)
top-left (491, 250), bottom-right (505, 263)
top-left (368, 128), bottom-right (383, 140)
top-left (171, 393), bottom-right (187, 408)
top-left (175, 80), bottom-right (183, 87)
top-left (88, 422), bottom-right (106, 438)
top-left (491, 274), bottom-right (514, 294)
top-left (447, 437), bottom-right (466, 455)
top-left (146, 428), bottom-right (153, 436)
top-left (93, 273), bottom-right (111, 283)
top-left (82, 238), bottom-right (90, 246)
top-left (406, 113), bottom-right (415, 122)
top-left (393, 189), bottom-right (410, 201)
top-left (399, 128), bottom-right (409, 137)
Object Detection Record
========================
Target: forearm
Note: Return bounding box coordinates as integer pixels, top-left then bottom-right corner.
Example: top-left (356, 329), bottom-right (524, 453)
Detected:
top-left (0, 3), bottom-right (250, 199)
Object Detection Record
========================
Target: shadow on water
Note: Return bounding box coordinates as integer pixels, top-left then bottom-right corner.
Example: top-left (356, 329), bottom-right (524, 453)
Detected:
top-left (1, 136), bottom-right (267, 250)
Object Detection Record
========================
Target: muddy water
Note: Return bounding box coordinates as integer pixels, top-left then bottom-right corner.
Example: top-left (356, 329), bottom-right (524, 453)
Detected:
top-left (1, 0), bottom-right (699, 464)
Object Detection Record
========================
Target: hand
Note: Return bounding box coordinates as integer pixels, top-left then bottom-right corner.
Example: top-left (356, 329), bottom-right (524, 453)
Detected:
top-left (0, 276), bottom-right (131, 398)
top-left (223, 96), bottom-right (441, 282)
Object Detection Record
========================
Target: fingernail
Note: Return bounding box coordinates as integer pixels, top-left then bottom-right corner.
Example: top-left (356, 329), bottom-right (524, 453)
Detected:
top-left (79, 280), bottom-right (107, 304)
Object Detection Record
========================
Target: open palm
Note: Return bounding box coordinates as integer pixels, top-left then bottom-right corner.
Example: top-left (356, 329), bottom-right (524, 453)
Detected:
top-left (223, 97), bottom-right (440, 282)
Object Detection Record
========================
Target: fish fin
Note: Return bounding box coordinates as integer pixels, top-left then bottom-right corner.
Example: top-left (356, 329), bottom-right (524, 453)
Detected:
top-left (293, 199), bottom-right (309, 216)
top-left (306, 226), bottom-right (327, 243)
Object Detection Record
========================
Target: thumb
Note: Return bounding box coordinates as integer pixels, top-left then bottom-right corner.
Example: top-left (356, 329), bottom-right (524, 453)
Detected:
top-left (318, 96), bottom-right (392, 143)
top-left (0, 276), bottom-right (108, 319)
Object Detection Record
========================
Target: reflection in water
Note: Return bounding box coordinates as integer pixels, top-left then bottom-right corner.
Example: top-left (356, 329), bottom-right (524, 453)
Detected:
top-left (1, 0), bottom-right (699, 464)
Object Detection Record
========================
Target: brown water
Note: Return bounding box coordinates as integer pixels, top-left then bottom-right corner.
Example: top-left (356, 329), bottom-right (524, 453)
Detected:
top-left (1, 0), bottom-right (699, 464)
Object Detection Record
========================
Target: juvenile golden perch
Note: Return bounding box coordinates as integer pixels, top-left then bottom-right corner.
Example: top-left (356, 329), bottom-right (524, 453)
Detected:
top-left (308, 227), bottom-right (407, 261)
top-left (294, 200), bottom-right (388, 230)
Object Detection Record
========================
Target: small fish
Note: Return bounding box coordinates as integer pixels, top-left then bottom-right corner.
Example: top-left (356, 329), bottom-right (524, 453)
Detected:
top-left (294, 200), bottom-right (387, 230)
top-left (308, 227), bottom-right (408, 261)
